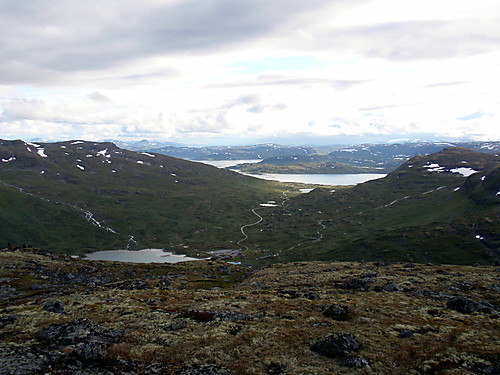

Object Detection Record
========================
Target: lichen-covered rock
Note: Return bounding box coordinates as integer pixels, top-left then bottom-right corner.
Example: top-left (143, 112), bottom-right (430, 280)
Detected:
top-left (342, 357), bottom-right (370, 368)
top-left (0, 343), bottom-right (55, 375)
top-left (163, 320), bottom-right (187, 331)
top-left (447, 296), bottom-right (495, 314)
top-left (303, 291), bottom-right (320, 300)
top-left (0, 315), bottom-right (18, 329)
top-left (339, 278), bottom-right (370, 291)
top-left (322, 304), bottom-right (350, 321)
top-left (36, 318), bottom-right (124, 360)
top-left (43, 299), bottom-right (66, 314)
top-left (374, 283), bottom-right (403, 292)
top-left (107, 279), bottom-right (151, 290)
top-left (179, 363), bottom-right (233, 375)
top-left (311, 333), bottom-right (361, 358)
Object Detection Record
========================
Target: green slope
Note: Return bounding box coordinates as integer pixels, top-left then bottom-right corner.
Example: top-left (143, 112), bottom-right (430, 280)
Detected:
top-left (232, 154), bottom-right (382, 174)
top-left (242, 148), bottom-right (500, 265)
top-left (0, 139), bottom-right (284, 254)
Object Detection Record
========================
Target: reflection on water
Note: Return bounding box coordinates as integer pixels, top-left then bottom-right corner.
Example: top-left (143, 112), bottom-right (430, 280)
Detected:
top-left (241, 173), bottom-right (386, 186)
top-left (84, 248), bottom-right (199, 263)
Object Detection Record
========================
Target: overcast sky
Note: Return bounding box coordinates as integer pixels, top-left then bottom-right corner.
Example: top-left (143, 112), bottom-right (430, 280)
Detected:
top-left (1, 0), bottom-right (499, 145)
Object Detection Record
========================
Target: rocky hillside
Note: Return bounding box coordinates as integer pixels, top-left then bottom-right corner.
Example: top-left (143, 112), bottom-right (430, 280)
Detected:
top-left (0, 247), bottom-right (498, 374)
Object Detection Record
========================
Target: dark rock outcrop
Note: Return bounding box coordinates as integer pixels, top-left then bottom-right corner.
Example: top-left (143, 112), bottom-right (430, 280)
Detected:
top-left (446, 296), bottom-right (495, 314)
top-left (0, 315), bottom-right (18, 329)
top-left (43, 300), bottom-right (65, 314)
top-left (322, 304), bottom-right (350, 321)
top-left (311, 333), bottom-right (361, 358)
top-left (36, 318), bottom-right (124, 360)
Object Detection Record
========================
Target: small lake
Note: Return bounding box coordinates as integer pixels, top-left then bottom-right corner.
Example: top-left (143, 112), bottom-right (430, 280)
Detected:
top-left (194, 159), bottom-right (386, 185)
top-left (84, 248), bottom-right (200, 263)
top-left (241, 172), bottom-right (386, 186)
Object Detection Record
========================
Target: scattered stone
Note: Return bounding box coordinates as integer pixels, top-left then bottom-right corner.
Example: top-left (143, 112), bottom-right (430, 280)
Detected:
top-left (0, 315), bottom-right (18, 329)
top-left (219, 265), bottom-right (231, 275)
top-left (250, 282), bottom-right (269, 289)
top-left (303, 291), bottom-right (320, 300)
top-left (446, 296), bottom-right (495, 314)
top-left (0, 343), bottom-right (55, 375)
top-left (107, 279), bottom-right (151, 290)
top-left (179, 363), bottom-right (233, 375)
top-left (323, 304), bottom-right (350, 321)
top-left (0, 285), bottom-right (17, 300)
top-left (180, 310), bottom-right (216, 322)
top-left (163, 320), bottom-right (187, 331)
top-left (277, 290), bottom-right (300, 299)
top-left (158, 278), bottom-right (171, 289)
top-left (311, 333), bottom-right (361, 358)
top-left (397, 330), bottom-right (414, 338)
top-left (43, 299), bottom-right (66, 314)
top-left (339, 278), bottom-right (371, 291)
top-left (374, 283), bottom-right (403, 292)
top-left (146, 298), bottom-right (156, 305)
top-left (180, 310), bottom-right (254, 323)
top-left (266, 362), bottom-right (286, 374)
top-left (342, 357), bottom-right (370, 368)
top-left (36, 318), bottom-right (124, 360)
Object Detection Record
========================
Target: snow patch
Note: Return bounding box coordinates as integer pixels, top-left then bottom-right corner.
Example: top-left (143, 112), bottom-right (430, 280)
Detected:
top-left (71, 141), bottom-right (84, 145)
top-left (453, 187), bottom-right (460, 192)
top-left (480, 176), bottom-right (486, 181)
top-left (424, 163), bottom-right (445, 173)
top-left (86, 154), bottom-right (93, 158)
top-left (260, 203), bottom-right (279, 207)
top-left (37, 149), bottom-right (48, 158)
top-left (140, 152), bottom-right (155, 157)
top-left (475, 234), bottom-right (484, 240)
top-left (76, 165), bottom-right (85, 170)
top-left (137, 161), bottom-right (144, 164)
top-left (450, 167), bottom-right (478, 177)
top-left (300, 188), bottom-right (314, 193)
top-left (26, 142), bottom-right (40, 148)
top-left (1, 157), bottom-right (16, 163)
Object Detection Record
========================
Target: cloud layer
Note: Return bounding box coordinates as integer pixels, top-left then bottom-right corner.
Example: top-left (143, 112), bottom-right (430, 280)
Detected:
top-left (0, 0), bottom-right (499, 144)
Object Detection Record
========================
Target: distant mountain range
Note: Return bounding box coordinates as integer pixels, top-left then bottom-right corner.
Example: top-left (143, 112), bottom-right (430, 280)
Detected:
top-left (139, 143), bottom-right (318, 161)
top-left (231, 141), bottom-right (500, 174)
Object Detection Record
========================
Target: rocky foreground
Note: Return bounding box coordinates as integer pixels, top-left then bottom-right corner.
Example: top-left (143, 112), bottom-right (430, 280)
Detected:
top-left (0, 247), bottom-right (498, 374)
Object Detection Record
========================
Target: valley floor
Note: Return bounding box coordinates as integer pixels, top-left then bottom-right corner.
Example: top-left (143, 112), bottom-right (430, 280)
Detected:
top-left (0, 247), bottom-right (498, 374)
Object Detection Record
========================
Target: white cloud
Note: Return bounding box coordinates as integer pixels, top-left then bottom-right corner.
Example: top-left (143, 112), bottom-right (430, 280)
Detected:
top-left (0, 0), bottom-right (499, 144)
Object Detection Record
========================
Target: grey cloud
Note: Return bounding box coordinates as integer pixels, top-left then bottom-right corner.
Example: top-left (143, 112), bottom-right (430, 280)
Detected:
top-left (0, 0), bottom-right (336, 83)
top-left (318, 19), bottom-right (500, 61)
top-left (88, 92), bottom-right (111, 103)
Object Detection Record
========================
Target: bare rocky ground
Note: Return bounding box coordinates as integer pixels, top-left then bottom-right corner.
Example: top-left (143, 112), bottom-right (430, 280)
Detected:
top-left (0, 247), bottom-right (498, 375)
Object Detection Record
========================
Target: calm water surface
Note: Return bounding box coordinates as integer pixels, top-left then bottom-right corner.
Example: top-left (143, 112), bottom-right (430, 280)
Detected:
top-left (84, 248), bottom-right (199, 263)
top-left (194, 159), bottom-right (386, 185)
top-left (241, 172), bottom-right (386, 186)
